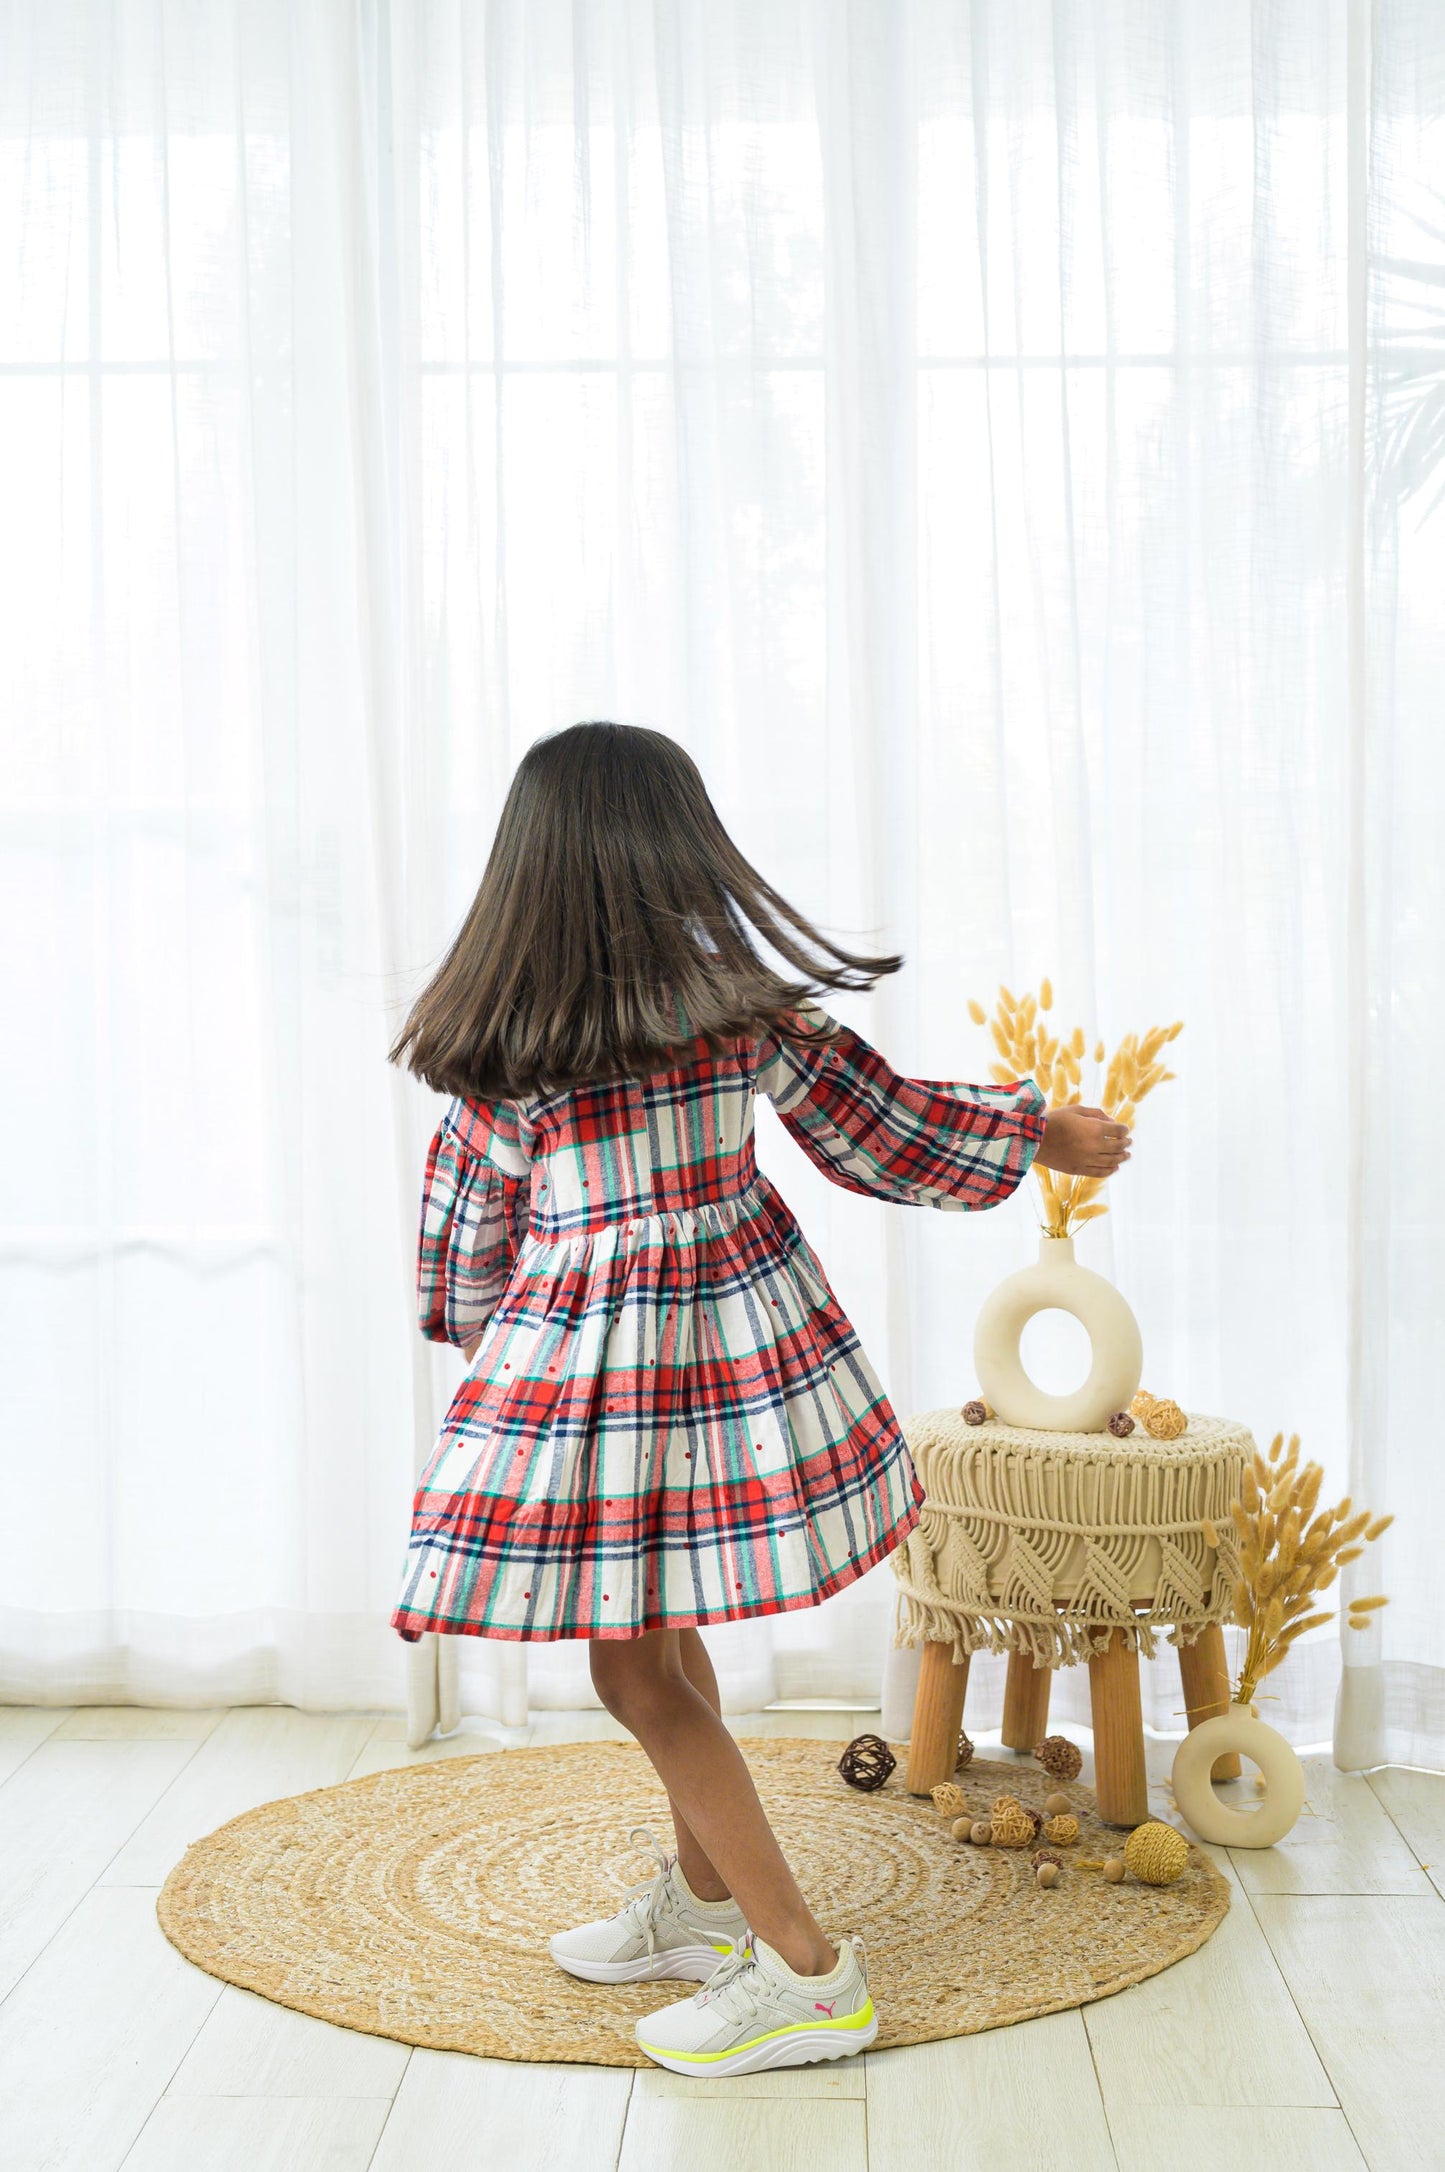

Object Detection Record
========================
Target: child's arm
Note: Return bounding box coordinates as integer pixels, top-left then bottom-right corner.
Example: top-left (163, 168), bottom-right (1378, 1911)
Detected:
top-left (415, 1098), bottom-right (530, 1348)
top-left (755, 1001), bottom-right (1124, 1210)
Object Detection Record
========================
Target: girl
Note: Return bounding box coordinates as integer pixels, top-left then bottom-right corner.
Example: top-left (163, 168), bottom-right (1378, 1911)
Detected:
top-left (389, 722), bottom-right (1130, 2077)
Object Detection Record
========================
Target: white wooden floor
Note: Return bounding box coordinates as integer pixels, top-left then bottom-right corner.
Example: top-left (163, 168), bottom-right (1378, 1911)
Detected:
top-left (1, 1702), bottom-right (1440, 2172)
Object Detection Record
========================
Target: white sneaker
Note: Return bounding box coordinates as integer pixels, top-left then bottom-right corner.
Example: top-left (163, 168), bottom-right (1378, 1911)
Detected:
top-left (635, 1929), bottom-right (877, 2077)
top-left (548, 1827), bottom-right (748, 1985)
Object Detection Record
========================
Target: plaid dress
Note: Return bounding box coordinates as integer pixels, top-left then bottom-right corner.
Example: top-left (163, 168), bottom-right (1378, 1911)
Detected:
top-left (391, 1002), bottom-right (1046, 1644)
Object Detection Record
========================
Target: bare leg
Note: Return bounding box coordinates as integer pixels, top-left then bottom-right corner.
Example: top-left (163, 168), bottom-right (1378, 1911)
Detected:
top-left (668, 1628), bottom-right (731, 1901)
top-left (591, 1628), bottom-right (836, 1977)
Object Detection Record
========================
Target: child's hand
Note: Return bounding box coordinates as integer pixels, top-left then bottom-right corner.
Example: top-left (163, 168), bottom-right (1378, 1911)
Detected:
top-left (1034, 1105), bottom-right (1132, 1178)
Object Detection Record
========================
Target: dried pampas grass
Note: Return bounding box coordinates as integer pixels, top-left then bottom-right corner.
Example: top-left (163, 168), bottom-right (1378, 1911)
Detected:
top-left (1205, 1429), bottom-right (1393, 1705)
top-left (968, 981), bottom-right (1182, 1241)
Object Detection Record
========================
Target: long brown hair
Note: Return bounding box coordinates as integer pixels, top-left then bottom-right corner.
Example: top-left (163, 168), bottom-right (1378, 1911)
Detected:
top-left (389, 721), bottom-right (902, 1099)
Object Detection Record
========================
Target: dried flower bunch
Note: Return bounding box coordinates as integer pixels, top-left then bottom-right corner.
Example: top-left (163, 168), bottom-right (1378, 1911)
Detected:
top-left (967, 981), bottom-right (1182, 1239)
top-left (1204, 1430), bottom-right (1393, 1709)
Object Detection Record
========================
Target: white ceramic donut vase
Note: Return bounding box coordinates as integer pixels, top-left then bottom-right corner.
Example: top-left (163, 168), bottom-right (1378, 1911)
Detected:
top-left (973, 1234), bottom-right (1144, 1434)
top-left (1170, 1703), bottom-right (1307, 1847)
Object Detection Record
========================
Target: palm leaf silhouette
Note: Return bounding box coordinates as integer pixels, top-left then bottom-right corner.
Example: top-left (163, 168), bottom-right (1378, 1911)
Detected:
top-left (1374, 195), bottom-right (1445, 524)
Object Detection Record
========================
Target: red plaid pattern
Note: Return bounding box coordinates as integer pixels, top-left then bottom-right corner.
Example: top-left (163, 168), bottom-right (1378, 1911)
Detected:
top-left (392, 1002), bottom-right (1046, 1643)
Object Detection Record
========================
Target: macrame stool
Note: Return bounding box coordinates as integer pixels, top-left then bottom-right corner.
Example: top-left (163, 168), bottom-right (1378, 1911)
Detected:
top-left (892, 1409), bottom-right (1253, 1825)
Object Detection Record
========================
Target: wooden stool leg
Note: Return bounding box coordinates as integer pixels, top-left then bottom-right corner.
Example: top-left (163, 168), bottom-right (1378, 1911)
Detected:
top-left (1179, 1623), bottom-right (1242, 1782)
top-left (905, 1640), bottom-right (971, 1796)
top-left (1001, 1649), bottom-right (1052, 1752)
top-left (1087, 1629), bottom-right (1149, 1826)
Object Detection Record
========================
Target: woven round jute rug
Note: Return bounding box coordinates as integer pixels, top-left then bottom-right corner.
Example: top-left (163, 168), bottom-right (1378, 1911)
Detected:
top-left (155, 1739), bottom-right (1229, 2065)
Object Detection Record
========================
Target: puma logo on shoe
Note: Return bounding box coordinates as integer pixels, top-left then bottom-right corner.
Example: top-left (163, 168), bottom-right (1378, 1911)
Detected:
top-left (814, 1997), bottom-right (839, 2016)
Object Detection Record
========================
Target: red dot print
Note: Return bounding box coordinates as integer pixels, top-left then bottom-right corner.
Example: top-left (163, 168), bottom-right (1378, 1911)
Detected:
top-left (603, 1593), bottom-right (610, 1601)
top-left (523, 1590), bottom-right (530, 1599)
top-left (429, 1570), bottom-right (437, 1577)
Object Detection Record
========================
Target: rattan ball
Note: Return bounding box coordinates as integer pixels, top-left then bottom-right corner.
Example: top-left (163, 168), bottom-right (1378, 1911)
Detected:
top-left (1043, 1790), bottom-right (1072, 1817)
top-left (1130, 1389), bottom-right (1157, 1419)
top-left (956, 1730), bottom-right (975, 1772)
top-left (837, 1734), bottom-right (896, 1792)
top-left (1107, 1410), bottom-right (1136, 1437)
top-left (1031, 1847), bottom-right (1064, 1872)
top-left (969, 1820), bottom-right (993, 1845)
top-left (962, 1399), bottom-right (990, 1426)
top-left (1035, 1861), bottom-right (1060, 1889)
top-left (1142, 1398), bottom-right (1188, 1441)
top-left (1043, 1812), bottom-right (1080, 1846)
top-left (931, 1782), bottom-right (968, 1819)
top-left (1034, 1735), bottom-right (1084, 1782)
top-left (990, 1805), bottom-right (1035, 1850)
top-left (1123, 1821), bottom-right (1191, 1885)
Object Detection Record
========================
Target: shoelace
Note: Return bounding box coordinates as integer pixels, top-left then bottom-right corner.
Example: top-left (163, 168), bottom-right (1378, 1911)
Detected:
top-left (609, 1826), bottom-right (678, 1961)
top-left (696, 1931), bottom-right (865, 2018)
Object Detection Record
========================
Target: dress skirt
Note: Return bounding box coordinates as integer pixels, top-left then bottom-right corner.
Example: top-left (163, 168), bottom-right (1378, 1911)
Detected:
top-left (390, 1174), bottom-right (924, 1643)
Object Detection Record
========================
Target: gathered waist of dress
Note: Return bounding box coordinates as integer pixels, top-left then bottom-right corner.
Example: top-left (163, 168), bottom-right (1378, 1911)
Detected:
top-left (521, 1173), bottom-right (779, 1254)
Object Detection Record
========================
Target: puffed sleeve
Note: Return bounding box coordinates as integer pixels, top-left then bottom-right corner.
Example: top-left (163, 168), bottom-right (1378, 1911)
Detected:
top-left (415, 1096), bottom-right (532, 1346)
top-left (755, 1001), bottom-right (1047, 1211)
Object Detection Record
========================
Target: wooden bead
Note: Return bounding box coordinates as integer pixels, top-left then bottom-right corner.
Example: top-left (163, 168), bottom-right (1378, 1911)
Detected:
top-left (1103, 1857), bottom-right (1126, 1882)
top-left (970, 1820), bottom-right (993, 1845)
top-left (1035, 1862), bottom-right (1060, 1888)
top-left (950, 1816), bottom-right (973, 1842)
top-left (1043, 1790), bottom-right (1072, 1817)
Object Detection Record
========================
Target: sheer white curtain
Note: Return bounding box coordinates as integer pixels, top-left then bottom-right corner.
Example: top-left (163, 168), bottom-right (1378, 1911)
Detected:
top-left (3, 1), bottom-right (1440, 1766)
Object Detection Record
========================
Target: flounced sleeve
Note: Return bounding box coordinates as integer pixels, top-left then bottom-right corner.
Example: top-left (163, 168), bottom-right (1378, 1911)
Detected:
top-left (755, 1001), bottom-right (1047, 1211)
top-left (415, 1096), bottom-right (532, 1346)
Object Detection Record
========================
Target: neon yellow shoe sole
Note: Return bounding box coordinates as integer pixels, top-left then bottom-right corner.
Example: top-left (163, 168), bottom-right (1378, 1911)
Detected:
top-left (637, 1996), bottom-right (877, 2077)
